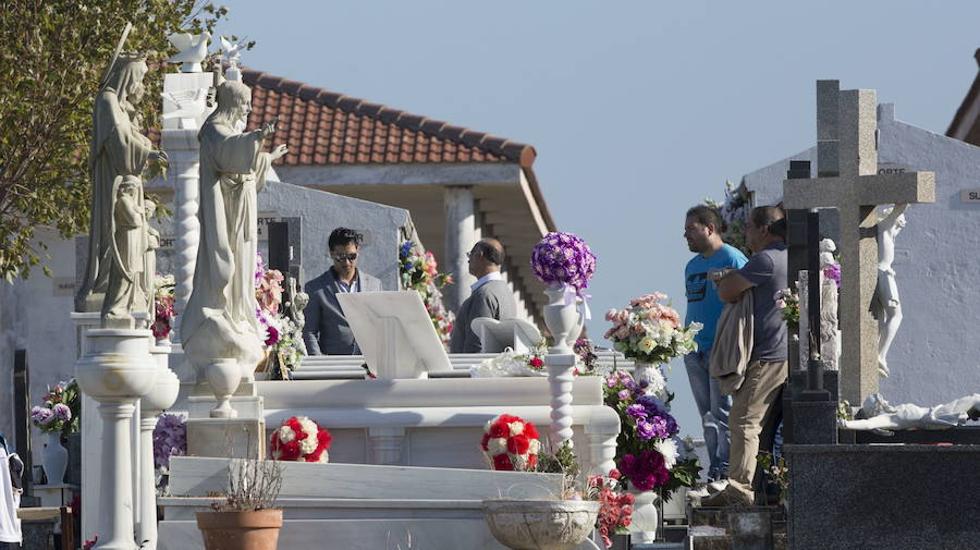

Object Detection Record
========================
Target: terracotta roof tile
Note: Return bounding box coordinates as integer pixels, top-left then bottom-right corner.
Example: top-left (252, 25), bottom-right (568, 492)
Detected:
top-left (232, 66), bottom-right (536, 167)
top-left (151, 67), bottom-right (556, 233)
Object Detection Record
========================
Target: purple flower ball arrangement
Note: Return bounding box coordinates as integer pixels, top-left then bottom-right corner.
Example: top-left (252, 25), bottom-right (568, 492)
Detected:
top-left (530, 232), bottom-right (597, 292)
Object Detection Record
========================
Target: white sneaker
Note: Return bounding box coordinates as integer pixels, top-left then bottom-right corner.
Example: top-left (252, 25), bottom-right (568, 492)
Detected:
top-left (707, 479), bottom-right (729, 494)
top-left (687, 486), bottom-right (710, 499)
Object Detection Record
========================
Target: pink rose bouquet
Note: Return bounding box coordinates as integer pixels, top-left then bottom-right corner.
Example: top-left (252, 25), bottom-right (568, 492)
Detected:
top-left (604, 292), bottom-right (700, 364)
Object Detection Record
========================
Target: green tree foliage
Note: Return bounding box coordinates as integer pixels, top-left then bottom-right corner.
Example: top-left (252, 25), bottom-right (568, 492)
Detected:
top-left (0, 1), bottom-right (233, 282)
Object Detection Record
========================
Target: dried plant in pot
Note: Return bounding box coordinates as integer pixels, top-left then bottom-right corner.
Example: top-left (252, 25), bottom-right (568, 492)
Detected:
top-left (196, 458), bottom-right (284, 550)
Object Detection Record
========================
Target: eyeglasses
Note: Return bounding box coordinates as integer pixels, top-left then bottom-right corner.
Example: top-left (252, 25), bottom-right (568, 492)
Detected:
top-left (466, 250), bottom-right (481, 259)
top-left (332, 253), bottom-right (357, 263)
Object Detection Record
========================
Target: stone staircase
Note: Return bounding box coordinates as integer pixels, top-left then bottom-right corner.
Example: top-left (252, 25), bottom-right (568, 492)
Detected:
top-left (686, 505), bottom-right (787, 549)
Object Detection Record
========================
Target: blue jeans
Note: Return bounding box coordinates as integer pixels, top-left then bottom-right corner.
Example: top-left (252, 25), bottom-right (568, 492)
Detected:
top-left (684, 350), bottom-right (731, 479)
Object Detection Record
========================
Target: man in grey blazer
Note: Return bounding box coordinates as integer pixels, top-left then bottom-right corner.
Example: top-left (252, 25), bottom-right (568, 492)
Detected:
top-left (303, 228), bottom-right (383, 355)
top-left (449, 238), bottom-right (517, 353)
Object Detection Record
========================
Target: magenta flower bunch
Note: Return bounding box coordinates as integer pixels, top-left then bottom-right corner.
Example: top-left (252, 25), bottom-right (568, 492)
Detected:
top-left (530, 232), bottom-right (597, 291)
top-left (619, 450), bottom-right (670, 492)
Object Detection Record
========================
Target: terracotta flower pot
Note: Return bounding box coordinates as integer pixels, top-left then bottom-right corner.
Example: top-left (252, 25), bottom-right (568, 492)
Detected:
top-left (196, 509), bottom-right (283, 550)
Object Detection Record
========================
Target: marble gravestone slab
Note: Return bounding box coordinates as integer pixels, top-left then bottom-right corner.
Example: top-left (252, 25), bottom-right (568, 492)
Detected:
top-left (338, 291), bottom-right (453, 378)
top-left (159, 457), bottom-right (582, 550)
top-left (167, 456), bottom-right (562, 500)
top-left (785, 444), bottom-right (980, 549)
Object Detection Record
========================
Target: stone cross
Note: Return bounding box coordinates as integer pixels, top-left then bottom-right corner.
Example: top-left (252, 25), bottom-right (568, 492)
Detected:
top-left (783, 80), bottom-right (935, 404)
top-left (12, 350), bottom-right (40, 507)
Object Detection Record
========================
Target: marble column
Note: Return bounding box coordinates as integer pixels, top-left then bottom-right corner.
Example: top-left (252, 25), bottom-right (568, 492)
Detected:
top-left (546, 354), bottom-right (576, 450)
top-left (70, 312), bottom-right (103, 543)
top-left (586, 427), bottom-right (618, 477)
top-left (443, 186), bottom-right (477, 313)
top-left (368, 427), bottom-right (405, 465)
top-left (136, 343), bottom-right (179, 550)
top-left (160, 71), bottom-right (214, 331)
top-left (75, 329), bottom-right (157, 550)
top-left (169, 145), bottom-right (200, 322)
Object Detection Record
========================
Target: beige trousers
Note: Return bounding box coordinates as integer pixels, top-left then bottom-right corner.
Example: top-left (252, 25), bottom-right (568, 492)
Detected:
top-left (727, 359), bottom-right (788, 499)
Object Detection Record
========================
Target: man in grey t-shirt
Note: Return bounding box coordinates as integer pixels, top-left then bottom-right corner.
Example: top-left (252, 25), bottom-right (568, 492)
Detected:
top-left (704, 206), bottom-right (788, 507)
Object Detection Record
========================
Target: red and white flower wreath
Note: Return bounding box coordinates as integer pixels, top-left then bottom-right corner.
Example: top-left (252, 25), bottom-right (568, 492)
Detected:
top-left (481, 414), bottom-right (541, 471)
top-left (270, 416), bottom-right (332, 463)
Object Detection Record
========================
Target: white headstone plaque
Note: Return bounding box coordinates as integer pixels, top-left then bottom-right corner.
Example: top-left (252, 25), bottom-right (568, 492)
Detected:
top-left (338, 291), bottom-right (453, 379)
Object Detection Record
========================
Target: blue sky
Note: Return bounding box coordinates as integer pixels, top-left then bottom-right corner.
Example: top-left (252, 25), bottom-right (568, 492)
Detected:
top-left (215, 0), bottom-right (980, 435)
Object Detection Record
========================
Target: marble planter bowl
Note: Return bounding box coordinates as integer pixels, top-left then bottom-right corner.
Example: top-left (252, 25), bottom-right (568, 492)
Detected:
top-left (482, 499), bottom-right (600, 550)
top-left (75, 329), bottom-right (158, 400)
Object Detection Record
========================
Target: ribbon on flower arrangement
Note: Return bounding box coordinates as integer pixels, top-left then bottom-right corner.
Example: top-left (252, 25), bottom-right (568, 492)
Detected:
top-left (562, 284), bottom-right (592, 321)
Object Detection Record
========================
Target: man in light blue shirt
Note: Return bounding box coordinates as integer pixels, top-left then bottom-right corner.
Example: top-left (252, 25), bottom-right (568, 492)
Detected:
top-left (683, 205), bottom-right (748, 482)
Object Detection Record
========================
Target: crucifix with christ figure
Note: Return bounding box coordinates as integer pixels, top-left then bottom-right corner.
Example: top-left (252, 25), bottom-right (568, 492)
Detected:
top-left (783, 80), bottom-right (934, 405)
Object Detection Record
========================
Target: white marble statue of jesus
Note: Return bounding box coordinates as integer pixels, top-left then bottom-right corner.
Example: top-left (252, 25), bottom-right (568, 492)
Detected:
top-left (874, 203), bottom-right (909, 377)
top-left (842, 393), bottom-right (980, 431)
top-left (180, 79), bottom-right (288, 376)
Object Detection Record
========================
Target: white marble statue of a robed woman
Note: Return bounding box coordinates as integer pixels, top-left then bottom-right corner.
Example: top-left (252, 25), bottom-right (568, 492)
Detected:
top-left (75, 53), bottom-right (167, 317)
top-left (180, 79), bottom-right (288, 380)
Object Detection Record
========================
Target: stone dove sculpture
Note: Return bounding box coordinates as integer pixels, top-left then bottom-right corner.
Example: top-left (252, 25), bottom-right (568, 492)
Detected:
top-left (220, 36), bottom-right (245, 66)
top-left (167, 31), bottom-right (211, 73)
top-left (219, 36), bottom-right (246, 80)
